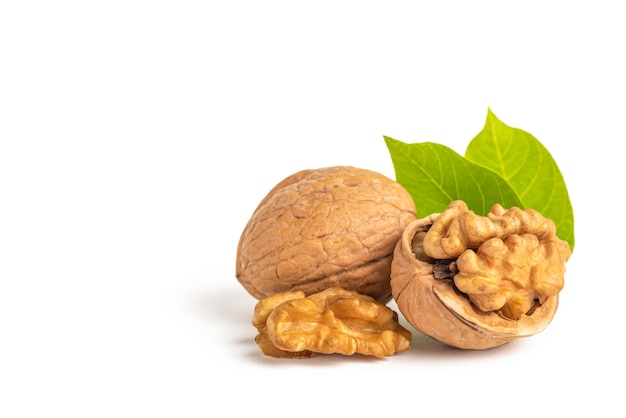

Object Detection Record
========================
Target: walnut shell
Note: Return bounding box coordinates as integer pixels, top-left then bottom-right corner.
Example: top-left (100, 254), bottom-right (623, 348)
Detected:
top-left (236, 166), bottom-right (417, 302)
top-left (390, 214), bottom-right (561, 350)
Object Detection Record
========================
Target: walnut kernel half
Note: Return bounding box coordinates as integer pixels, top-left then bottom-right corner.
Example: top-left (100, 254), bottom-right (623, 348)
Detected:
top-left (253, 287), bottom-right (412, 358)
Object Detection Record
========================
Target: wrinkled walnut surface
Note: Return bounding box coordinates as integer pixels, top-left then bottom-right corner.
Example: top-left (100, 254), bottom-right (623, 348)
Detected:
top-left (236, 166), bottom-right (417, 302)
top-left (391, 200), bottom-right (571, 350)
top-left (253, 287), bottom-right (412, 358)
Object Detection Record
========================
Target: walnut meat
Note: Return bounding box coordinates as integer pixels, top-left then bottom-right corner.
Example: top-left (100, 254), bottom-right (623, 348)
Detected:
top-left (253, 287), bottom-right (412, 358)
top-left (236, 166), bottom-right (417, 302)
top-left (390, 200), bottom-right (571, 350)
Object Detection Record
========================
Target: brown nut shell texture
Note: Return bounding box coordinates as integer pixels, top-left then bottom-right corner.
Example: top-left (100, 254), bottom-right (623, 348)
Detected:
top-left (252, 287), bottom-right (412, 358)
top-left (391, 200), bottom-right (571, 350)
top-left (236, 166), bottom-right (417, 302)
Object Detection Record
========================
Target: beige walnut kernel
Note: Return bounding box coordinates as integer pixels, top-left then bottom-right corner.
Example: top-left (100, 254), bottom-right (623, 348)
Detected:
top-left (236, 166), bottom-right (417, 302)
top-left (253, 287), bottom-right (412, 358)
top-left (391, 200), bottom-right (571, 350)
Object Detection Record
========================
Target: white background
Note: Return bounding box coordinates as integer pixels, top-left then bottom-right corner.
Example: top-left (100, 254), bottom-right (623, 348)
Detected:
top-left (1, 1), bottom-right (623, 416)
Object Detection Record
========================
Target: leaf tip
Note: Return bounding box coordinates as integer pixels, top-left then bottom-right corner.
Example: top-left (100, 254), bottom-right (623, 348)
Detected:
top-left (486, 107), bottom-right (500, 123)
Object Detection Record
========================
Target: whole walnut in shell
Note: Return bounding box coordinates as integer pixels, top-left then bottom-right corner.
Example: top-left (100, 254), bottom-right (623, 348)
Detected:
top-left (236, 166), bottom-right (417, 302)
top-left (390, 200), bottom-right (571, 350)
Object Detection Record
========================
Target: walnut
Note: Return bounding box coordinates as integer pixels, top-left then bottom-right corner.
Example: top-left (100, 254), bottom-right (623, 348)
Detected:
top-left (390, 200), bottom-right (571, 350)
top-left (236, 166), bottom-right (417, 302)
top-left (253, 287), bottom-right (412, 358)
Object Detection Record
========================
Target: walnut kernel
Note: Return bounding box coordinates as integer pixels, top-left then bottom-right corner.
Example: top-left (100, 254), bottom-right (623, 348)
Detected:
top-left (253, 287), bottom-right (412, 358)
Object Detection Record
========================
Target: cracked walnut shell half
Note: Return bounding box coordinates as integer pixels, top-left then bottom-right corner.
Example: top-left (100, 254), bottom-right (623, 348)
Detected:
top-left (236, 166), bottom-right (417, 302)
top-left (390, 200), bottom-right (571, 350)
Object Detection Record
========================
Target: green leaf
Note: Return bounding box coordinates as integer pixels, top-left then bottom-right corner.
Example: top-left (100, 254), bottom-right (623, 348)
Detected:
top-left (384, 136), bottom-right (523, 217)
top-left (465, 109), bottom-right (575, 252)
